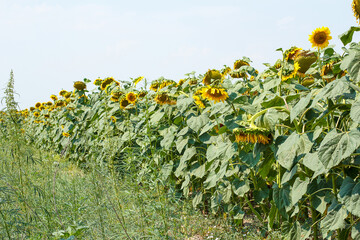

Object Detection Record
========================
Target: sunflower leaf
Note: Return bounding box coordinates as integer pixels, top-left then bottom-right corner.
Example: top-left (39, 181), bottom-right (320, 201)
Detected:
top-left (339, 26), bottom-right (360, 46)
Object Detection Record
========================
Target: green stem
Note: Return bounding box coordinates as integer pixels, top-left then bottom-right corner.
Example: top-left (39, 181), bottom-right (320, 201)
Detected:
top-left (244, 195), bottom-right (263, 222)
top-left (310, 197), bottom-right (319, 240)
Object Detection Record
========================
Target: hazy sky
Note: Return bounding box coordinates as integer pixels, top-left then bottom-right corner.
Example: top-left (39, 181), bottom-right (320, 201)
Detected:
top-left (0, 0), bottom-right (356, 109)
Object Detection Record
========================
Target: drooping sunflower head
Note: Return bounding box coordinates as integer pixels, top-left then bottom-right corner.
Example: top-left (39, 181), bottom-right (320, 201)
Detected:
top-left (203, 69), bottom-right (222, 85)
top-left (280, 62), bottom-right (300, 81)
top-left (138, 91), bottom-right (147, 98)
top-left (50, 95), bottom-right (58, 101)
top-left (55, 100), bottom-right (65, 108)
top-left (44, 113), bottom-right (50, 118)
top-left (74, 81), bottom-right (87, 91)
top-left (189, 79), bottom-right (198, 85)
top-left (63, 91), bottom-right (71, 99)
top-left (101, 77), bottom-right (115, 90)
top-left (159, 80), bottom-right (176, 90)
top-left (126, 92), bottom-right (137, 104)
top-left (150, 81), bottom-right (160, 92)
top-left (201, 86), bottom-right (229, 104)
top-left (93, 78), bottom-right (103, 86)
top-left (309, 27), bottom-right (332, 49)
top-left (62, 132), bottom-right (70, 137)
top-left (301, 77), bottom-right (315, 87)
top-left (353, 0), bottom-right (360, 24)
top-left (285, 47), bottom-right (302, 61)
top-left (111, 88), bottom-right (124, 99)
top-left (233, 127), bottom-right (272, 145)
top-left (177, 79), bottom-right (186, 86)
top-left (294, 50), bottom-right (318, 75)
top-left (30, 107), bottom-right (35, 111)
top-left (119, 97), bottom-right (130, 109)
top-left (59, 90), bottom-right (67, 96)
top-left (47, 101), bottom-right (53, 106)
top-left (39, 105), bottom-right (45, 111)
top-left (33, 111), bottom-right (40, 117)
top-left (234, 59), bottom-right (250, 70)
top-left (154, 92), bottom-right (170, 105)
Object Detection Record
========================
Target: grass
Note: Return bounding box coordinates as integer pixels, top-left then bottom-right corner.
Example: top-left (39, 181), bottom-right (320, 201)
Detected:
top-left (0, 136), bottom-right (280, 239)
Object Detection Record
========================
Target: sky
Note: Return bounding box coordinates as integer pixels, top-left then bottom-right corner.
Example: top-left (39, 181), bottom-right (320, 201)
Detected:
top-left (0, 0), bottom-right (357, 109)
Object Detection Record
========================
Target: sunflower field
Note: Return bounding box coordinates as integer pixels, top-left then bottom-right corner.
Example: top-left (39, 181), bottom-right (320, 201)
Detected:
top-left (3, 10), bottom-right (360, 240)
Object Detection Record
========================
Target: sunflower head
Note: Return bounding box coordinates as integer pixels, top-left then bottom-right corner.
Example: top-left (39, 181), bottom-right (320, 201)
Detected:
top-left (35, 102), bottom-right (42, 109)
top-left (150, 81), bottom-right (160, 92)
top-left (119, 97), bottom-right (130, 109)
top-left (234, 60), bottom-right (250, 70)
top-left (301, 77), bottom-right (315, 87)
top-left (59, 90), bottom-right (67, 96)
top-left (50, 95), bottom-right (58, 101)
top-left (294, 50), bottom-right (318, 75)
top-left (233, 127), bottom-right (272, 145)
top-left (46, 101), bottom-right (53, 106)
top-left (126, 92), bottom-right (137, 104)
top-left (39, 105), bottom-right (45, 111)
top-left (309, 27), bottom-right (332, 49)
top-left (133, 76), bottom-right (144, 86)
top-left (159, 80), bottom-right (176, 90)
top-left (193, 95), bottom-right (205, 109)
top-left (74, 81), bottom-right (87, 91)
top-left (138, 91), bottom-right (147, 98)
top-left (189, 79), bottom-right (198, 85)
top-left (62, 132), bottom-right (70, 137)
top-left (230, 71), bottom-right (247, 79)
top-left (154, 92), bottom-right (170, 105)
top-left (30, 107), bottom-right (35, 111)
top-left (33, 112), bottom-right (40, 117)
top-left (44, 114), bottom-right (50, 118)
top-left (203, 69), bottom-right (222, 85)
top-left (55, 100), bottom-right (65, 108)
top-left (285, 47), bottom-right (302, 61)
top-left (177, 79), bottom-right (186, 86)
top-left (101, 77), bottom-right (115, 90)
top-left (93, 78), bottom-right (103, 86)
top-left (280, 62), bottom-right (300, 81)
top-left (110, 116), bottom-right (117, 123)
top-left (201, 86), bottom-right (229, 104)
top-left (353, 0), bottom-right (360, 24)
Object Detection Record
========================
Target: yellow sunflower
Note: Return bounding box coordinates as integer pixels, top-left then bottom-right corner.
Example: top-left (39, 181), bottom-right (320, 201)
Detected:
top-left (50, 95), bottom-right (58, 101)
top-left (59, 90), bottom-right (67, 96)
top-left (353, 0), bottom-right (360, 24)
top-left (154, 92), bottom-right (169, 105)
top-left (126, 92), bottom-right (137, 104)
top-left (110, 116), bottom-right (117, 123)
top-left (203, 69), bottom-right (222, 86)
top-left (294, 50), bottom-right (318, 76)
top-left (93, 78), bottom-right (103, 86)
top-left (150, 81), bottom-right (160, 91)
top-left (281, 62), bottom-right (300, 81)
top-left (233, 128), bottom-right (272, 145)
top-left (285, 47), bottom-right (302, 61)
top-left (47, 101), bottom-right (53, 106)
top-left (101, 77), bottom-right (115, 90)
top-left (35, 102), bottom-right (42, 109)
top-left (193, 95), bottom-right (205, 108)
top-left (33, 112), bottom-right (40, 117)
top-left (177, 79), bottom-right (186, 86)
top-left (74, 81), bottom-right (86, 91)
top-left (138, 91), bottom-right (147, 98)
top-left (119, 98), bottom-right (130, 109)
top-left (62, 132), bottom-right (70, 137)
top-left (201, 86), bottom-right (228, 104)
top-left (133, 76), bottom-right (144, 86)
top-left (233, 60), bottom-right (250, 70)
top-left (63, 92), bottom-right (71, 99)
top-left (309, 27), bottom-right (332, 49)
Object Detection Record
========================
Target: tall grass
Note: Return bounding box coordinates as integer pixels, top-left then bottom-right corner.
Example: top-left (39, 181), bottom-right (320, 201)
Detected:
top-left (0, 134), bottom-right (272, 239)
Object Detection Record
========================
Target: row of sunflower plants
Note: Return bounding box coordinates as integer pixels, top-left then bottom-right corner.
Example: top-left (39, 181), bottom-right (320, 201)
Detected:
top-left (3, 26), bottom-right (360, 239)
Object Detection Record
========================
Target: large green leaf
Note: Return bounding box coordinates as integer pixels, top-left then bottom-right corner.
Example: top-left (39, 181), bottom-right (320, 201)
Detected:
top-left (340, 46), bottom-right (360, 83)
top-left (174, 147), bottom-right (197, 177)
top-left (290, 93), bottom-right (311, 122)
top-left (291, 177), bottom-right (309, 206)
top-left (320, 202), bottom-right (347, 234)
top-left (318, 129), bottom-right (360, 171)
top-left (352, 222), bottom-right (360, 240)
top-left (192, 192), bottom-right (203, 208)
top-left (276, 132), bottom-right (313, 170)
top-left (187, 113), bottom-right (209, 132)
top-left (176, 96), bottom-right (194, 113)
top-left (338, 177), bottom-right (360, 217)
top-left (339, 26), bottom-right (360, 46)
top-left (302, 153), bottom-right (326, 179)
top-left (232, 178), bottom-right (250, 197)
top-left (273, 183), bottom-right (291, 218)
top-left (350, 99), bottom-right (360, 124)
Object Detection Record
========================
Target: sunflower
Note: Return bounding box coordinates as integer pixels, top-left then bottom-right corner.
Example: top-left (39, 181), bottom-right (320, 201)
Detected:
top-left (33, 112), bottom-right (40, 117)
top-left (285, 47), bottom-right (302, 61)
top-left (35, 102), bottom-right (42, 109)
top-left (63, 92), bottom-right (71, 99)
top-left (301, 77), bottom-right (315, 87)
top-left (281, 62), bottom-right (300, 81)
top-left (353, 0), bottom-right (360, 24)
top-left (59, 90), bottom-right (67, 96)
top-left (193, 95), bottom-right (205, 108)
top-left (44, 114), bottom-right (50, 118)
top-left (159, 80), bottom-right (176, 90)
top-left (201, 86), bottom-right (228, 104)
top-left (177, 79), bottom-right (186, 86)
top-left (50, 95), bottom-right (58, 101)
top-left (203, 69), bottom-right (222, 85)
top-left (233, 128), bottom-right (272, 145)
top-left (93, 78), bottom-right (103, 86)
top-left (55, 100), bottom-right (65, 108)
top-left (133, 76), bottom-right (144, 86)
top-left (74, 81), bottom-right (86, 91)
top-left (101, 77), bottom-right (115, 90)
top-left (294, 50), bottom-right (317, 76)
top-left (150, 81), bottom-right (160, 91)
top-left (230, 71), bottom-right (247, 79)
top-left (110, 96), bottom-right (119, 102)
top-left (110, 116), bottom-right (117, 123)
top-left (30, 107), bottom-right (35, 111)
top-left (234, 60), bottom-right (250, 70)
top-left (138, 91), bottom-right (147, 98)
top-left (39, 105), bottom-right (45, 111)
top-left (47, 101), bottom-right (53, 106)
top-left (309, 27), bottom-right (332, 49)
top-left (119, 98), bottom-right (130, 109)
top-left (126, 92), bottom-right (137, 104)
top-left (62, 132), bottom-right (70, 137)
top-left (189, 79), bottom-right (198, 85)
top-left (154, 92), bottom-right (169, 105)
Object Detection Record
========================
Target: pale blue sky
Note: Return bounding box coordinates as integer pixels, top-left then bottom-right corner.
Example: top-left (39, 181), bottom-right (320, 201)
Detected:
top-left (0, 0), bottom-right (356, 109)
